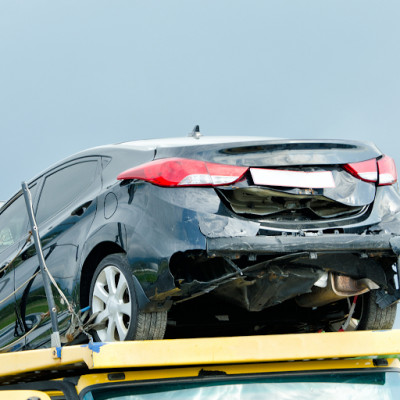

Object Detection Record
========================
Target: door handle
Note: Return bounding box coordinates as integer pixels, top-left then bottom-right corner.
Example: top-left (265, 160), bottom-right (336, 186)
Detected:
top-left (71, 201), bottom-right (92, 217)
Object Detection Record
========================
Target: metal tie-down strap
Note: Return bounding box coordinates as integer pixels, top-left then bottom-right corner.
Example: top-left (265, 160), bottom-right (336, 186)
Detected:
top-left (22, 181), bottom-right (61, 350)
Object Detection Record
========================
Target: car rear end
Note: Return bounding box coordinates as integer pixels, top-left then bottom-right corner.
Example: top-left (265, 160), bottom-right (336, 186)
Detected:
top-left (116, 137), bottom-right (400, 332)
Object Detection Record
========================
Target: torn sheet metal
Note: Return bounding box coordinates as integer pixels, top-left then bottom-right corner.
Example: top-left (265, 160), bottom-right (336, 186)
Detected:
top-left (198, 213), bottom-right (260, 238)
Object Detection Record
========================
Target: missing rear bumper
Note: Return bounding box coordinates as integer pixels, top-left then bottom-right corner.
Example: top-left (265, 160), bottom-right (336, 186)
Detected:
top-left (207, 233), bottom-right (400, 257)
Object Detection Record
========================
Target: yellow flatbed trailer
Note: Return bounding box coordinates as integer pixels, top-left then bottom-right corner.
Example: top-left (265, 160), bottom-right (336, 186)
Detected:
top-left (0, 330), bottom-right (400, 399)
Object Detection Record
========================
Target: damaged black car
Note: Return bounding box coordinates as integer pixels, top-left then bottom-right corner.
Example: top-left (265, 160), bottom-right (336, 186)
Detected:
top-left (0, 133), bottom-right (399, 350)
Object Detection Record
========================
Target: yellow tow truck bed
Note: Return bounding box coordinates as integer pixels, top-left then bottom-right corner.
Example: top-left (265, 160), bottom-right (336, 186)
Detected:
top-left (0, 330), bottom-right (399, 399)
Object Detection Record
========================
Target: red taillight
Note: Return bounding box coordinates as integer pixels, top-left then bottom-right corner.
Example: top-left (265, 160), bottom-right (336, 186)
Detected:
top-left (117, 158), bottom-right (248, 187)
top-left (344, 155), bottom-right (397, 186)
top-left (343, 159), bottom-right (378, 183)
top-left (377, 155), bottom-right (398, 185)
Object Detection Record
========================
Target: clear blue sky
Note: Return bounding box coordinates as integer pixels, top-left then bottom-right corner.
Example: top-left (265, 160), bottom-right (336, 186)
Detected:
top-left (1, 1), bottom-right (400, 326)
top-left (1, 1), bottom-right (400, 199)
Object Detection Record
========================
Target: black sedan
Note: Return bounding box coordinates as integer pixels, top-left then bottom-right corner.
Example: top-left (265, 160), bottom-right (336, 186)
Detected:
top-left (0, 134), bottom-right (399, 350)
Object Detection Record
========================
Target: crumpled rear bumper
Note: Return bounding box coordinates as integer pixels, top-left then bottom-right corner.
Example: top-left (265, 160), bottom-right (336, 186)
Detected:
top-left (207, 233), bottom-right (400, 257)
top-left (206, 233), bottom-right (400, 310)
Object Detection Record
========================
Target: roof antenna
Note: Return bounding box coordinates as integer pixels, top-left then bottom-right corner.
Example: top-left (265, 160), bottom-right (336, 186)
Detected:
top-left (189, 125), bottom-right (202, 140)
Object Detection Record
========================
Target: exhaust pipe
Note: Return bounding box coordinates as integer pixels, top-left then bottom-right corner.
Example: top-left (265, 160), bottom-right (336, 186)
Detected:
top-left (296, 272), bottom-right (379, 308)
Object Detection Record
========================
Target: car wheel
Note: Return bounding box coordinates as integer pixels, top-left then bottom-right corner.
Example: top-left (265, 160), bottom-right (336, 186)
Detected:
top-left (329, 290), bottom-right (397, 331)
top-left (356, 290), bottom-right (397, 330)
top-left (89, 253), bottom-right (167, 342)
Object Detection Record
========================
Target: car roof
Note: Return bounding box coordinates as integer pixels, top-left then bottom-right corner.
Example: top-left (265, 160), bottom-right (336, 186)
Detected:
top-left (4, 135), bottom-right (378, 205)
top-left (30, 136), bottom-right (282, 176)
top-left (11, 136), bottom-right (280, 189)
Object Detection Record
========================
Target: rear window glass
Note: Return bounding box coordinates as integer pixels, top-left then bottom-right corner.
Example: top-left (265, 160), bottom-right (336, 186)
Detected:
top-left (36, 161), bottom-right (98, 225)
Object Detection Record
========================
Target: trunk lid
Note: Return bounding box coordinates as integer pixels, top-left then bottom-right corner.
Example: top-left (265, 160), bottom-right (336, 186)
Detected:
top-left (154, 138), bottom-right (382, 167)
top-left (155, 138), bottom-right (380, 225)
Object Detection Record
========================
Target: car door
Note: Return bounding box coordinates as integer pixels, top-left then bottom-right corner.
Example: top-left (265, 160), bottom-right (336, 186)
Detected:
top-left (0, 186), bottom-right (38, 351)
top-left (14, 158), bottom-right (102, 349)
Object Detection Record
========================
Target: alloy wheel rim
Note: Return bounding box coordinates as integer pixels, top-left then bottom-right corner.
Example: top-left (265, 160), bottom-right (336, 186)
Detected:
top-left (92, 265), bottom-right (132, 342)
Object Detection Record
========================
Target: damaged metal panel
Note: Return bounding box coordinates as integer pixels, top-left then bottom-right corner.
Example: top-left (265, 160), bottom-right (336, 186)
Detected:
top-left (218, 186), bottom-right (368, 219)
top-left (198, 213), bottom-right (260, 238)
top-left (207, 234), bottom-right (398, 257)
top-left (368, 186), bottom-right (400, 235)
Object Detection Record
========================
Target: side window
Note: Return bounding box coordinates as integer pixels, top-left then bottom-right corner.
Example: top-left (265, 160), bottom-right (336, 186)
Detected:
top-left (0, 185), bottom-right (37, 254)
top-left (36, 160), bottom-right (98, 225)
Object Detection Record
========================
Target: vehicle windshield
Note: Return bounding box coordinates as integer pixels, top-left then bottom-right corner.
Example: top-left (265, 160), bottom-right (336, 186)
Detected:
top-left (84, 371), bottom-right (400, 400)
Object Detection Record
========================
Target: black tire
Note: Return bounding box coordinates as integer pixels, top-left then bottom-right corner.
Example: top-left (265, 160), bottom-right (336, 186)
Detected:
top-left (357, 290), bottom-right (397, 330)
top-left (89, 253), bottom-right (167, 342)
top-left (330, 290), bottom-right (397, 331)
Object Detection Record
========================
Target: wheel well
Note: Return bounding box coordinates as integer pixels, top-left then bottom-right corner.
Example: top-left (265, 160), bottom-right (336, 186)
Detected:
top-left (80, 242), bottom-right (126, 308)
